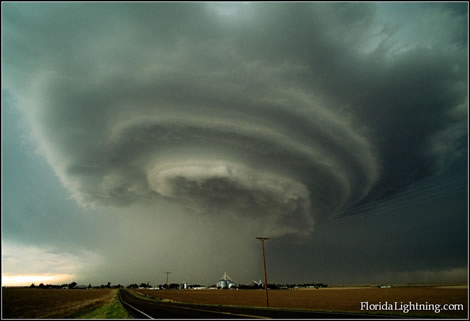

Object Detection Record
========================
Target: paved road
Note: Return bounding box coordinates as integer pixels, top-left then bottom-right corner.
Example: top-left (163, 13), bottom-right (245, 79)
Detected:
top-left (119, 289), bottom-right (396, 319)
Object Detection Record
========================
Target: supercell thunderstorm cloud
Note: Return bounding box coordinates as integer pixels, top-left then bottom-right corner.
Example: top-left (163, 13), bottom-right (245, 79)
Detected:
top-left (4, 3), bottom-right (389, 238)
top-left (2, 2), bottom-right (468, 285)
top-left (20, 53), bottom-right (380, 238)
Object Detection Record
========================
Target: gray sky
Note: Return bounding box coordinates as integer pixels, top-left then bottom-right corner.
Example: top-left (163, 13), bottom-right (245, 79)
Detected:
top-left (2, 2), bottom-right (468, 287)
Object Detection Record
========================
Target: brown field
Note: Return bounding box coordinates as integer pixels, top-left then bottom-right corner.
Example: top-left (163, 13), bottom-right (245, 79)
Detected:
top-left (1, 288), bottom-right (116, 319)
top-left (137, 286), bottom-right (468, 317)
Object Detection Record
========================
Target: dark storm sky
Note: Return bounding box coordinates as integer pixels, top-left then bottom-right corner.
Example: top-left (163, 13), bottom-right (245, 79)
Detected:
top-left (2, 2), bottom-right (468, 286)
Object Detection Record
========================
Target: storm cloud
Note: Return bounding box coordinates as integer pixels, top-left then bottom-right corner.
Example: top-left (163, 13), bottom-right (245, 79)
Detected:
top-left (3, 2), bottom-right (467, 238)
top-left (2, 2), bottom-right (467, 285)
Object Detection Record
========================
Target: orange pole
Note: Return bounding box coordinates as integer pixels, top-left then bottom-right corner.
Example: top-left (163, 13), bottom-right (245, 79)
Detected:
top-left (256, 237), bottom-right (270, 308)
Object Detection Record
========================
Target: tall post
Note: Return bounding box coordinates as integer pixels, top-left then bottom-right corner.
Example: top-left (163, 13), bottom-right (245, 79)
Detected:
top-left (164, 272), bottom-right (171, 290)
top-left (256, 237), bottom-right (270, 308)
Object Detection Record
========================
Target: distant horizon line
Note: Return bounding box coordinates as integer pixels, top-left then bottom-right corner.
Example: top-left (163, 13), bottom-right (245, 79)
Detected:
top-left (2, 282), bottom-right (468, 288)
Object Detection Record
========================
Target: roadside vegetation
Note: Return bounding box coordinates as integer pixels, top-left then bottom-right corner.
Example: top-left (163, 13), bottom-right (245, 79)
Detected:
top-left (72, 290), bottom-right (129, 319)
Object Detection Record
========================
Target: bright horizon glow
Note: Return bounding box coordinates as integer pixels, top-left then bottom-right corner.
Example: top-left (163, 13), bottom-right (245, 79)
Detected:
top-left (2, 273), bottom-right (76, 287)
top-left (2, 241), bottom-right (103, 286)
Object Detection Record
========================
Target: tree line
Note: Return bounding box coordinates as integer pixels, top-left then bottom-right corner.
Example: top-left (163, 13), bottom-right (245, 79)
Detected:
top-left (29, 281), bottom-right (123, 289)
top-left (28, 281), bottom-right (328, 290)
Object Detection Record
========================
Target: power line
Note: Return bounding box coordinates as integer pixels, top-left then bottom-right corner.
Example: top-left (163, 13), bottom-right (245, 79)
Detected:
top-left (318, 186), bottom-right (465, 226)
top-left (316, 175), bottom-right (467, 225)
top-left (345, 174), bottom-right (464, 212)
top-left (341, 174), bottom-right (466, 215)
top-left (339, 184), bottom-right (464, 220)
top-left (315, 174), bottom-right (464, 224)
top-left (317, 184), bottom-right (466, 226)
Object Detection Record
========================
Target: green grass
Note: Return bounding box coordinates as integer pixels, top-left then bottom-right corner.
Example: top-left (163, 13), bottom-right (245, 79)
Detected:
top-left (72, 291), bottom-right (130, 319)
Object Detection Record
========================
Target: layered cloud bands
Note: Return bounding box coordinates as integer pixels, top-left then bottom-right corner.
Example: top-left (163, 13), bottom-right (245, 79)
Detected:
top-left (3, 3), bottom-right (466, 237)
top-left (19, 66), bottom-right (378, 237)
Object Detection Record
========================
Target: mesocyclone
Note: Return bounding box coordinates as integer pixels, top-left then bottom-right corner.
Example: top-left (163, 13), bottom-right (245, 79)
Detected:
top-left (25, 70), bottom-right (378, 238)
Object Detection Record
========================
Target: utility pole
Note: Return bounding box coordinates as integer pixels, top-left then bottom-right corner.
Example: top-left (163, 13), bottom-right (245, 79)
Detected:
top-left (164, 272), bottom-right (171, 290)
top-left (256, 237), bottom-right (270, 308)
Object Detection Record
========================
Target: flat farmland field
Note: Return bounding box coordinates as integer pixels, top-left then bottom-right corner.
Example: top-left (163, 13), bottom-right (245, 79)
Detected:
top-left (137, 286), bottom-right (467, 317)
top-left (2, 288), bottom-right (116, 319)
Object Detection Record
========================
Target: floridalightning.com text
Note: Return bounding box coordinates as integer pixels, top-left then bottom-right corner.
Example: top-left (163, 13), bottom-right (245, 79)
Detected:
top-left (360, 301), bottom-right (464, 314)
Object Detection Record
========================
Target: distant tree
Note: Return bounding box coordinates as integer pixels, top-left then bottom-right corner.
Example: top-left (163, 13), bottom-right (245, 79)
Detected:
top-left (30, 283), bottom-right (36, 288)
top-left (106, 282), bottom-right (111, 288)
top-left (38, 283), bottom-right (46, 289)
top-left (238, 284), bottom-right (257, 290)
top-left (68, 282), bottom-right (77, 289)
top-left (169, 283), bottom-right (179, 289)
top-left (188, 284), bottom-right (199, 288)
top-left (127, 283), bottom-right (139, 289)
top-left (88, 284), bottom-right (92, 289)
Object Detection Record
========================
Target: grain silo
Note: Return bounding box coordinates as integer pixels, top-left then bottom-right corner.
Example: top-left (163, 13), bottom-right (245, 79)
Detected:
top-left (217, 272), bottom-right (236, 289)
